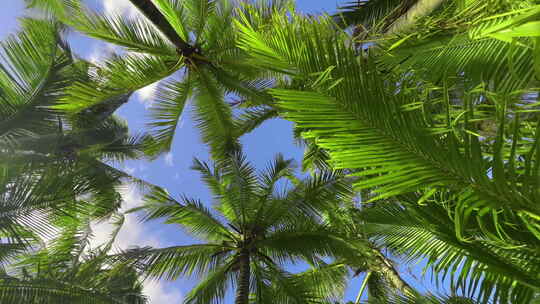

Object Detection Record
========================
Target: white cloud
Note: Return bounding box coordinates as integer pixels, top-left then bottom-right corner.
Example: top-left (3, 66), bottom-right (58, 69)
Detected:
top-left (143, 281), bottom-right (183, 304)
top-left (90, 184), bottom-right (157, 249)
top-left (136, 82), bottom-right (159, 109)
top-left (90, 184), bottom-right (182, 304)
top-left (164, 152), bottom-right (174, 167)
top-left (103, 0), bottom-right (140, 17)
top-left (88, 43), bottom-right (118, 65)
top-left (88, 49), bottom-right (104, 65)
top-left (124, 165), bottom-right (136, 175)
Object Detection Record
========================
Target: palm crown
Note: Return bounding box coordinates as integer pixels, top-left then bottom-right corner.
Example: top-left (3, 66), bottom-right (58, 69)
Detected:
top-left (232, 2), bottom-right (540, 302)
top-left (0, 212), bottom-right (147, 304)
top-left (0, 16), bottom-right (152, 219)
top-left (29, 0), bottom-right (285, 158)
top-left (122, 152), bottom-right (365, 304)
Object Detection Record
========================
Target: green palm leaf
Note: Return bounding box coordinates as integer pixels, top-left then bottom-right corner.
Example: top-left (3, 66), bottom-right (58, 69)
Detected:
top-left (361, 201), bottom-right (540, 303)
top-left (145, 77), bottom-right (192, 154)
top-left (134, 186), bottom-right (235, 242)
top-left (121, 244), bottom-right (232, 281)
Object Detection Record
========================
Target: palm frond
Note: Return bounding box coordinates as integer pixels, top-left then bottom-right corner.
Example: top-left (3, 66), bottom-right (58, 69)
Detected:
top-left (258, 224), bottom-right (366, 266)
top-left (145, 77), bottom-right (192, 155)
top-left (0, 278), bottom-right (146, 304)
top-left (233, 106), bottom-right (279, 137)
top-left (151, 0), bottom-right (190, 43)
top-left (334, 0), bottom-right (417, 30)
top-left (183, 0), bottom-right (216, 39)
top-left (120, 244), bottom-right (231, 281)
top-left (183, 257), bottom-right (235, 304)
top-left (56, 53), bottom-right (183, 113)
top-left (293, 262), bottom-right (349, 302)
top-left (52, 0), bottom-right (177, 57)
top-left (361, 202), bottom-right (540, 303)
top-left (191, 70), bottom-right (239, 159)
top-left (134, 186), bottom-right (235, 242)
top-left (0, 19), bottom-right (72, 139)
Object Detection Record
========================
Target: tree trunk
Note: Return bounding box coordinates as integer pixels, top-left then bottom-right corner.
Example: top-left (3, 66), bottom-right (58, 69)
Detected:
top-left (371, 250), bottom-right (414, 296)
top-left (127, 0), bottom-right (192, 52)
top-left (386, 0), bottom-right (446, 34)
top-left (80, 93), bottom-right (132, 124)
top-left (235, 249), bottom-right (251, 304)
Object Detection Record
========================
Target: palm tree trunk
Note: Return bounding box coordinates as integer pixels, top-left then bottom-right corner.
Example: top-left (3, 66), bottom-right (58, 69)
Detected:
top-left (127, 0), bottom-right (192, 52)
top-left (82, 93), bottom-right (131, 123)
top-left (235, 249), bottom-right (251, 304)
top-left (372, 251), bottom-right (414, 295)
top-left (386, 0), bottom-right (446, 34)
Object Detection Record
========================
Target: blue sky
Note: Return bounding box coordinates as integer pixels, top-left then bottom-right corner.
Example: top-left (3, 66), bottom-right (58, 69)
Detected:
top-left (2, 0), bottom-right (436, 302)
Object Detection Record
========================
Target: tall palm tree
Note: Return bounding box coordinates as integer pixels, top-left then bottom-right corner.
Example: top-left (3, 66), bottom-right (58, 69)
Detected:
top-left (0, 212), bottom-right (147, 303)
top-left (120, 153), bottom-right (364, 304)
top-left (0, 16), bottom-right (155, 219)
top-left (28, 0), bottom-right (286, 158)
top-left (232, 2), bottom-right (539, 303)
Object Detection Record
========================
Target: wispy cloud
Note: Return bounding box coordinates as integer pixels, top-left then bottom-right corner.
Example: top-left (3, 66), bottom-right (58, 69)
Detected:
top-left (102, 0), bottom-right (140, 17)
top-left (90, 184), bottom-right (182, 303)
top-left (123, 165), bottom-right (136, 175)
top-left (88, 43), bottom-right (118, 65)
top-left (136, 82), bottom-right (159, 109)
top-left (90, 184), bottom-right (158, 249)
top-left (143, 281), bottom-right (183, 304)
top-left (164, 152), bottom-right (174, 167)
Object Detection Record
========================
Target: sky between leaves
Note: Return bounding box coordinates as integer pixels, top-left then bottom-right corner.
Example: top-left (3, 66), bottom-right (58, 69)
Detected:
top-left (1, 0), bottom-right (432, 302)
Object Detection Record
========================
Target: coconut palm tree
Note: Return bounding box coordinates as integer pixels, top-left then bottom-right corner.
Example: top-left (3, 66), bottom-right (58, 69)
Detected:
top-left (0, 16), bottom-right (156, 219)
top-left (27, 0), bottom-right (288, 158)
top-left (0, 212), bottom-right (147, 303)
top-left (232, 2), bottom-right (540, 303)
top-left (120, 152), bottom-right (366, 304)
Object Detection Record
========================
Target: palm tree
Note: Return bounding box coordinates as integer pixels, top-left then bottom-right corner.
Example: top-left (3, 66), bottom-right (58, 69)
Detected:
top-left (232, 2), bottom-right (540, 303)
top-left (0, 212), bottom-right (147, 303)
top-left (0, 16), bottom-right (156, 219)
top-left (0, 20), bottom-right (163, 296)
top-left (27, 0), bottom-right (286, 158)
top-left (120, 153), bottom-right (363, 304)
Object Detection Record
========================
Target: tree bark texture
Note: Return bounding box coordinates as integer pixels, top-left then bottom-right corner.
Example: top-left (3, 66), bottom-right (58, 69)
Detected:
top-left (371, 249), bottom-right (414, 295)
top-left (127, 0), bottom-right (192, 51)
top-left (235, 249), bottom-right (251, 304)
top-left (386, 0), bottom-right (446, 34)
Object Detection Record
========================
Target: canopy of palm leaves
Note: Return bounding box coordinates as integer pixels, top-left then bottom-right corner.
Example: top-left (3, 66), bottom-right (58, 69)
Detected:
top-left (0, 13), bottom-right (150, 277)
top-left (233, 1), bottom-right (540, 303)
top-left (27, 0), bottom-right (290, 158)
top-left (120, 152), bottom-right (374, 304)
top-left (2, 0), bottom-right (540, 303)
top-left (0, 211), bottom-right (147, 304)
